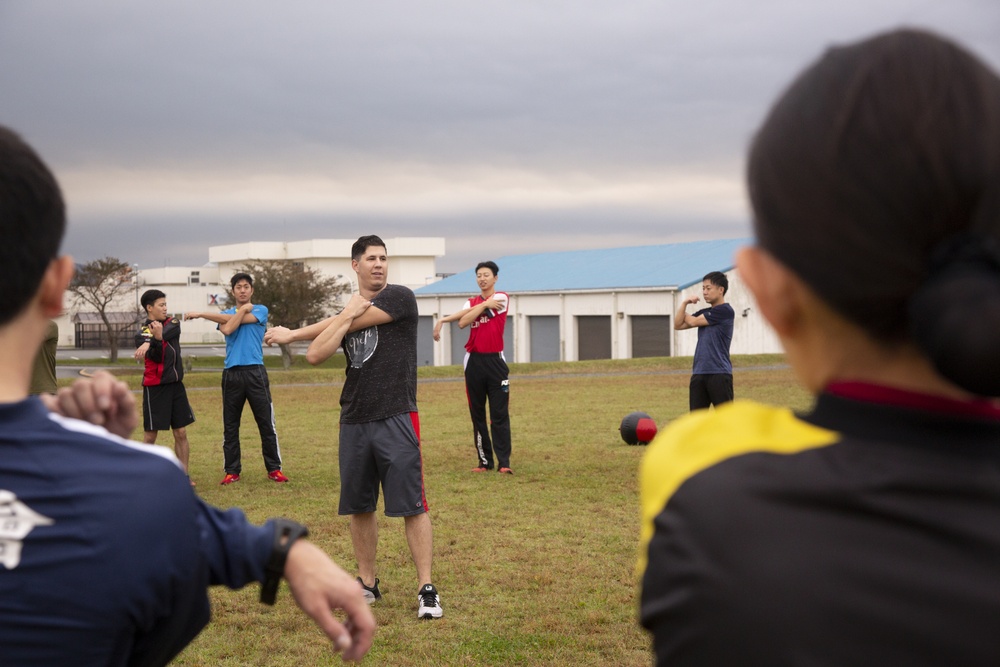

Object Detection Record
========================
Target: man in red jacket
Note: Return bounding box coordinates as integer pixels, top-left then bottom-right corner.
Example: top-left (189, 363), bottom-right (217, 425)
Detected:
top-left (135, 289), bottom-right (195, 478)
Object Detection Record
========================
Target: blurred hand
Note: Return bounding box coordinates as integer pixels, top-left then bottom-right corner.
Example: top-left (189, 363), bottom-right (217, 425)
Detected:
top-left (39, 370), bottom-right (137, 439)
top-left (264, 326), bottom-right (291, 346)
top-left (134, 342), bottom-right (150, 362)
top-left (283, 540), bottom-right (376, 662)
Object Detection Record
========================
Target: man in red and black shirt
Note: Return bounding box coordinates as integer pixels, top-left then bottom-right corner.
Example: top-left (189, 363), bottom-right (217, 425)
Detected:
top-left (435, 261), bottom-right (513, 474)
top-left (135, 289), bottom-right (195, 478)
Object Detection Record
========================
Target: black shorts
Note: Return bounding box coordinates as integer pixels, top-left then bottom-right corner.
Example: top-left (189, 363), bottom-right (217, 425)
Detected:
top-left (142, 383), bottom-right (195, 432)
top-left (690, 373), bottom-right (734, 411)
top-left (338, 412), bottom-right (428, 517)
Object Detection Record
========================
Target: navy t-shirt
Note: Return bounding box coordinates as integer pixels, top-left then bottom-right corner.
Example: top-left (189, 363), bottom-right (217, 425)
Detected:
top-left (692, 303), bottom-right (734, 375)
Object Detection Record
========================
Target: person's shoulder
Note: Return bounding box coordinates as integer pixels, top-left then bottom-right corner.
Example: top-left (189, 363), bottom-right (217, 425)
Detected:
top-left (642, 401), bottom-right (838, 491)
top-left (253, 303), bottom-right (268, 314)
top-left (221, 306), bottom-right (236, 314)
top-left (35, 411), bottom-right (185, 481)
top-left (387, 283), bottom-right (415, 297)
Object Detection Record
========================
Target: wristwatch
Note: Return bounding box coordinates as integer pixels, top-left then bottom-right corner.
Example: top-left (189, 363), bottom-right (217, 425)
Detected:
top-left (260, 518), bottom-right (310, 605)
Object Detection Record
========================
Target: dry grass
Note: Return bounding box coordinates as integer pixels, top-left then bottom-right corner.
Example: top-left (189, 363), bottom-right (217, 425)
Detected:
top-left (103, 354), bottom-right (808, 666)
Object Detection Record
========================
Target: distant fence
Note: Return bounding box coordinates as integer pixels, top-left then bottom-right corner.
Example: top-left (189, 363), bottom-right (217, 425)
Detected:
top-left (74, 321), bottom-right (137, 350)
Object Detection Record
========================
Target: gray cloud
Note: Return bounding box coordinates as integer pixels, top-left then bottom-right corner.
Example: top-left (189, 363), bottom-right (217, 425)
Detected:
top-left (2, 0), bottom-right (998, 273)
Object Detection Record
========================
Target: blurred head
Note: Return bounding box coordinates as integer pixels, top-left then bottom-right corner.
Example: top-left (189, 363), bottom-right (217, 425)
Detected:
top-left (746, 29), bottom-right (1000, 395)
top-left (0, 126), bottom-right (67, 327)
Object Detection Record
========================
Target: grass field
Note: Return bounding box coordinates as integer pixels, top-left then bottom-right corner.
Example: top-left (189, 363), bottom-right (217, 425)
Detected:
top-left (80, 354), bottom-right (811, 666)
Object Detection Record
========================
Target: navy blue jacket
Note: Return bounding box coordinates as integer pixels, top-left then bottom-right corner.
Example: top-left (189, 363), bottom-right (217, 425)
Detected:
top-left (0, 397), bottom-right (273, 666)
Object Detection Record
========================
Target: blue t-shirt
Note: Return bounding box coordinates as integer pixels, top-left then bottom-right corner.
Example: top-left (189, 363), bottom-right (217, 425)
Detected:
top-left (220, 304), bottom-right (268, 368)
top-left (692, 303), bottom-right (734, 375)
top-left (0, 397), bottom-right (273, 666)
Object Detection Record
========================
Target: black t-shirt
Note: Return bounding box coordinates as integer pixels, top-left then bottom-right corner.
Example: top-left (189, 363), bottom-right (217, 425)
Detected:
top-left (340, 284), bottom-right (418, 423)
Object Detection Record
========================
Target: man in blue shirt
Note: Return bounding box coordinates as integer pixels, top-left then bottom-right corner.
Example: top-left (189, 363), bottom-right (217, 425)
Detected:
top-left (674, 271), bottom-right (735, 410)
top-left (186, 273), bottom-right (286, 485)
top-left (0, 123), bottom-right (373, 665)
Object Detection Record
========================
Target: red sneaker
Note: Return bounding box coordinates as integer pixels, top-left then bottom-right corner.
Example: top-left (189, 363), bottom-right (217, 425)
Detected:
top-left (268, 470), bottom-right (289, 483)
top-left (471, 467), bottom-right (490, 473)
top-left (220, 473), bottom-right (240, 485)
top-left (498, 467), bottom-right (514, 475)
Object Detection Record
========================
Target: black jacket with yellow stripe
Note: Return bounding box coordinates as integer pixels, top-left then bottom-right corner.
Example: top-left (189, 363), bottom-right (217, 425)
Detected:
top-left (639, 385), bottom-right (1000, 666)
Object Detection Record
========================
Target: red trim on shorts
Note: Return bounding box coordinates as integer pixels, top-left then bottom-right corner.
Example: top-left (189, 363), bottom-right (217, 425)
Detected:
top-left (409, 411), bottom-right (429, 512)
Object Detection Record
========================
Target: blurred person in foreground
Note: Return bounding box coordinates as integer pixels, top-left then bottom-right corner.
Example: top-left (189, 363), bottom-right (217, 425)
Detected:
top-left (640, 28), bottom-right (1000, 666)
top-left (29, 319), bottom-right (58, 395)
top-left (0, 124), bottom-right (374, 665)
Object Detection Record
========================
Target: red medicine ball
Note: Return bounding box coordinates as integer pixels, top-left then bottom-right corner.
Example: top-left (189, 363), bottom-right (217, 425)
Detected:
top-left (620, 411), bottom-right (658, 445)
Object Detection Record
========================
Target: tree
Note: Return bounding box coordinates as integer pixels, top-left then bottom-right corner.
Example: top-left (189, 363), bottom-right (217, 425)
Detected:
top-left (67, 257), bottom-right (138, 363)
top-left (228, 260), bottom-right (351, 369)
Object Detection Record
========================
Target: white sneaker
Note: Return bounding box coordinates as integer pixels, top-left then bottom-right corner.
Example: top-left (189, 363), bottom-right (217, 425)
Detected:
top-left (417, 583), bottom-right (443, 619)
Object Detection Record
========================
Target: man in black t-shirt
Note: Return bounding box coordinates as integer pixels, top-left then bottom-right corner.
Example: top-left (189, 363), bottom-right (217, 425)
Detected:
top-left (265, 235), bottom-right (443, 620)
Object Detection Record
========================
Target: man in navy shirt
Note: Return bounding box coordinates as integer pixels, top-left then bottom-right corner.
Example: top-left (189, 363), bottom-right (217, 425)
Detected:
top-left (0, 124), bottom-right (374, 665)
top-left (674, 271), bottom-right (735, 410)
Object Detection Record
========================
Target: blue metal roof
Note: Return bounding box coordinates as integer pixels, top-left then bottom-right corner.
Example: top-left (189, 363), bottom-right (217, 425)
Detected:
top-left (414, 238), bottom-right (751, 295)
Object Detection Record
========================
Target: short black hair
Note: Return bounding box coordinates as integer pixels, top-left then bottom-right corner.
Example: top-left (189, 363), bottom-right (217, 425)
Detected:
top-left (230, 272), bottom-right (253, 289)
top-left (0, 126), bottom-right (66, 326)
top-left (703, 271), bottom-right (728, 294)
top-left (352, 235), bottom-right (386, 261)
top-left (475, 261), bottom-right (499, 276)
top-left (141, 289), bottom-right (166, 312)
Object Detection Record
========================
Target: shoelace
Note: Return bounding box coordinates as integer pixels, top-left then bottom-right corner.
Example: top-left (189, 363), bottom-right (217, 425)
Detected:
top-left (420, 591), bottom-right (439, 607)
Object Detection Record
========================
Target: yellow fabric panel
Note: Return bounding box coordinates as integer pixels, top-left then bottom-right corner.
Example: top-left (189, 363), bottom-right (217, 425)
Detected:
top-left (637, 400), bottom-right (839, 574)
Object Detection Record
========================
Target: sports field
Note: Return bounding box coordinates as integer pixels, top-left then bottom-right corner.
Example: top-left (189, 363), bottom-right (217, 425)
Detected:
top-left (106, 354), bottom-right (808, 666)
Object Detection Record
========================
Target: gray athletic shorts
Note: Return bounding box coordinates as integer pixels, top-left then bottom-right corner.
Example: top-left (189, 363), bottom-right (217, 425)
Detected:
top-left (338, 412), bottom-right (428, 517)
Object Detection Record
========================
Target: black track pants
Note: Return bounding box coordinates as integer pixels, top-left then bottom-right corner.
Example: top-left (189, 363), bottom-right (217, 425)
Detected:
top-left (221, 365), bottom-right (282, 474)
top-left (465, 352), bottom-right (511, 469)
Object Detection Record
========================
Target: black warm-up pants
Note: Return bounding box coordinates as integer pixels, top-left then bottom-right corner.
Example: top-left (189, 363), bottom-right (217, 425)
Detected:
top-left (222, 364), bottom-right (282, 474)
top-left (465, 352), bottom-right (511, 469)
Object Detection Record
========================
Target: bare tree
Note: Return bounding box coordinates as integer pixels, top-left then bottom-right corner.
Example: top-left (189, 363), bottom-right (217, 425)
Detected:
top-left (228, 260), bottom-right (351, 369)
top-left (67, 257), bottom-right (138, 363)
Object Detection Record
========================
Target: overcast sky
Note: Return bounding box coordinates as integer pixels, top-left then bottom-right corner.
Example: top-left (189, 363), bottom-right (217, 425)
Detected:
top-left (2, 1), bottom-right (998, 274)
